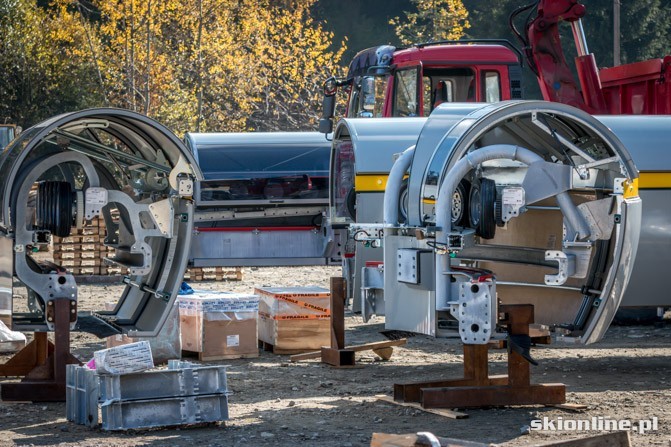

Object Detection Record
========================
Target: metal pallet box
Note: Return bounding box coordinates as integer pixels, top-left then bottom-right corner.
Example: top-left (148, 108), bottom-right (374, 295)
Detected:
top-left (101, 394), bottom-right (229, 430)
top-left (99, 360), bottom-right (228, 401)
top-left (66, 364), bottom-right (100, 427)
top-left (66, 360), bottom-right (229, 430)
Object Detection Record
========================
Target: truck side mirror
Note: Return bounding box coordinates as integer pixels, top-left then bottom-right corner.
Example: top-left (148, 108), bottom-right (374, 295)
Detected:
top-left (361, 76), bottom-right (375, 112)
top-left (320, 91), bottom-right (336, 134)
top-left (319, 77), bottom-right (338, 134)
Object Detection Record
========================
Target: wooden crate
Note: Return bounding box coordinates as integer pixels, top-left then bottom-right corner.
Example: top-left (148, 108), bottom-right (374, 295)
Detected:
top-left (181, 314), bottom-right (258, 360)
top-left (258, 316), bottom-right (331, 354)
top-left (178, 292), bottom-right (259, 360)
top-left (255, 287), bottom-right (331, 354)
top-left (184, 266), bottom-right (243, 282)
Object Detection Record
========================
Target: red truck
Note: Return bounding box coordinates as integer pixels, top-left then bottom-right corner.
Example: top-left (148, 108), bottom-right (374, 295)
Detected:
top-left (320, 0), bottom-right (671, 132)
top-left (319, 40), bottom-right (524, 133)
top-left (516, 0), bottom-right (671, 114)
top-left (326, 0), bottom-right (671, 317)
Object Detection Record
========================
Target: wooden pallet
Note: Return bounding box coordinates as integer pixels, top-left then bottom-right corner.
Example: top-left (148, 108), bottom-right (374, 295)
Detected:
top-left (53, 244), bottom-right (102, 252)
top-left (53, 235), bottom-right (102, 244)
top-left (184, 267), bottom-right (243, 282)
top-left (100, 266), bottom-right (129, 276)
top-left (56, 260), bottom-right (103, 268)
top-left (53, 251), bottom-right (101, 260)
top-left (182, 350), bottom-right (259, 361)
top-left (65, 266), bottom-right (100, 276)
top-left (49, 214), bottom-right (125, 277)
top-left (258, 340), bottom-right (311, 355)
top-left (290, 339), bottom-right (407, 362)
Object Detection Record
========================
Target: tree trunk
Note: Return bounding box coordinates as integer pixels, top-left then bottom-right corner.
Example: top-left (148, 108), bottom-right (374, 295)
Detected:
top-left (196, 0), bottom-right (204, 132)
top-left (144, 0), bottom-right (152, 114)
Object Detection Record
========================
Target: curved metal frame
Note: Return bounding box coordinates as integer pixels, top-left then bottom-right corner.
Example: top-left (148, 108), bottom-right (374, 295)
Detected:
top-left (0, 109), bottom-right (202, 337)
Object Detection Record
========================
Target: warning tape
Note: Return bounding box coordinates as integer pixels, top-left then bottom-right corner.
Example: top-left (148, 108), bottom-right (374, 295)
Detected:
top-left (258, 311), bottom-right (330, 321)
top-left (259, 293), bottom-right (330, 315)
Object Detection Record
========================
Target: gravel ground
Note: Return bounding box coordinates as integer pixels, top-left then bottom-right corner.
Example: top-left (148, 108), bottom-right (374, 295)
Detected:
top-left (1, 265), bottom-right (670, 446)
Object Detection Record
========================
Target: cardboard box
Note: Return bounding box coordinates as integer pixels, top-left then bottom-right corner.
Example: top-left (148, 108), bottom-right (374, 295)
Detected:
top-left (255, 286), bottom-right (331, 353)
top-left (0, 293), bottom-right (11, 328)
top-left (105, 300), bottom-right (181, 364)
top-left (94, 341), bottom-right (154, 375)
top-left (178, 292), bottom-right (259, 360)
top-left (0, 311), bottom-right (10, 329)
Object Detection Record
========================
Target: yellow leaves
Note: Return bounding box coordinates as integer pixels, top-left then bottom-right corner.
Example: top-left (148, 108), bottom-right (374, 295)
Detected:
top-left (3, 0), bottom-right (344, 132)
top-left (391, 0), bottom-right (471, 45)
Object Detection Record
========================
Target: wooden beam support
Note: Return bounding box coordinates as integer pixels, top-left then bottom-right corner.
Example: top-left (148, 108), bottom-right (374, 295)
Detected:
top-left (393, 304), bottom-right (566, 409)
top-left (1, 300), bottom-right (80, 402)
top-left (289, 339), bottom-right (407, 362)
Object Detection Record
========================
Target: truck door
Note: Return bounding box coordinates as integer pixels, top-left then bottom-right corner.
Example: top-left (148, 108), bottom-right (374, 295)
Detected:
top-left (392, 65), bottom-right (422, 117)
top-left (419, 67), bottom-right (478, 116)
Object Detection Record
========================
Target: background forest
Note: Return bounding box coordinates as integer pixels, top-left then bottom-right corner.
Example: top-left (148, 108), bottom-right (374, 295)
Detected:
top-left (1, 0), bottom-right (670, 134)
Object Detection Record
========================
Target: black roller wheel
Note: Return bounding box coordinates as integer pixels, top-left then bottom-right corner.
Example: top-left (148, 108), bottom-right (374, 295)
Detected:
top-left (477, 178), bottom-right (497, 239)
top-left (35, 181), bottom-right (74, 237)
top-left (398, 178), bottom-right (409, 224)
top-left (346, 188), bottom-right (357, 221)
top-left (468, 180), bottom-right (482, 229)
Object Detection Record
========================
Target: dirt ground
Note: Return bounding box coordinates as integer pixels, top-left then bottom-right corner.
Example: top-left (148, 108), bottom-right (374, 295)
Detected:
top-left (1, 265), bottom-right (670, 446)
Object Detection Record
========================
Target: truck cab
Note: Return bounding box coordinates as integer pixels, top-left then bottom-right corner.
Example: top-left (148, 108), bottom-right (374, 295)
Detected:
top-left (320, 41), bottom-right (523, 132)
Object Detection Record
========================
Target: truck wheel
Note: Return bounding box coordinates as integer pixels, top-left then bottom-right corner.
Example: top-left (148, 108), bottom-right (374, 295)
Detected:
top-left (452, 181), bottom-right (468, 226)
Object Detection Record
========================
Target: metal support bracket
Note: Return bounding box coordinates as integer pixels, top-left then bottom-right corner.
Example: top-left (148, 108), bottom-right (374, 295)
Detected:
top-left (544, 250), bottom-right (576, 285)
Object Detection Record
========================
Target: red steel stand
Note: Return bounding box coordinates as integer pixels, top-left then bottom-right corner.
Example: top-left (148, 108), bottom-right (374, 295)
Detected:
top-left (320, 277), bottom-right (356, 367)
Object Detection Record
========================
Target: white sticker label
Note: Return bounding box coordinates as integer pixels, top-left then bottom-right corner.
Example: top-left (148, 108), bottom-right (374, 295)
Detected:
top-left (86, 187), bottom-right (108, 205)
top-left (226, 334), bottom-right (240, 347)
top-left (502, 187), bottom-right (525, 205)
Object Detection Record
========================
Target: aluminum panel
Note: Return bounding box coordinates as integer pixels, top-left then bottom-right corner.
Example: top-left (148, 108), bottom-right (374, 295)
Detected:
top-left (621, 190), bottom-right (671, 307)
top-left (101, 394), bottom-right (229, 431)
top-left (397, 249), bottom-right (420, 284)
top-left (190, 228), bottom-right (328, 267)
top-left (351, 193), bottom-right (385, 313)
top-left (99, 364), bottom-right (228, 402)
top-left (0, 236), bottom-right (12, 322)
top-left (383, 234), bottom-right (436, 336)
top-left (334, 118), bottom-right (426, 174)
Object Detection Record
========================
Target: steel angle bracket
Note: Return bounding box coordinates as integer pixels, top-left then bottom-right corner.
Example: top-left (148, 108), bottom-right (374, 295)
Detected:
top-left (521, 160), bottom-right (572, 204)
top-left (544, 250), bottom-right (576, 285)
top-left (361, 265), bottom-right (384, 322)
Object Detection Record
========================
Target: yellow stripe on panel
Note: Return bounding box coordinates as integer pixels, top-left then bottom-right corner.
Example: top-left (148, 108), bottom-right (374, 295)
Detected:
top-left (354, 174), bottom-right (388, 192)
top-left (638, 172), bottom-right (671, 189)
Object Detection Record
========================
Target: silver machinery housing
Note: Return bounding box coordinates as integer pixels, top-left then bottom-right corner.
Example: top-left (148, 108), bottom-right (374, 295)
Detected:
top-left (0, 109), bottom-right (202, 337)
top-left (359, 101), bottom-right (642, 344)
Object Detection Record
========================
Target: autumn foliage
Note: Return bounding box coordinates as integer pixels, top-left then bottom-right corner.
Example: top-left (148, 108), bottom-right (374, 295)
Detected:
top-left (0, 0), bottom-right (346, 134)
top-left (391, 0), bottom-right (470, 45)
